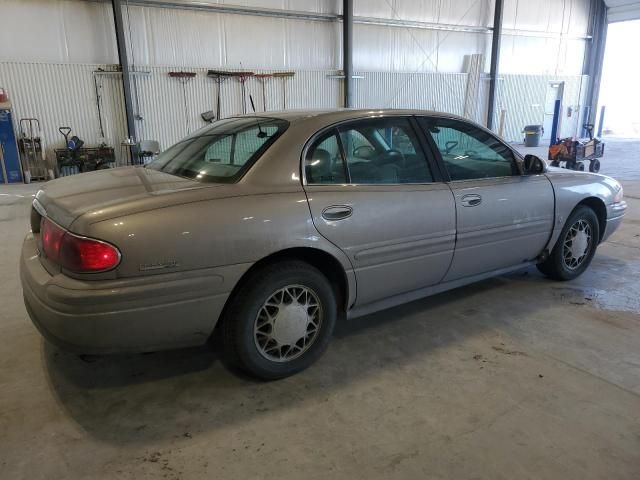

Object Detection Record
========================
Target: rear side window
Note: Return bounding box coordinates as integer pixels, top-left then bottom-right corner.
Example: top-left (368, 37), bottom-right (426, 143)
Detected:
top-left (148, 117), bottom-right (288, 183)
top-left (339, 118), bottom-right (432, 184)
top-left (305, 117), bottom-right (433, 185)
top-left (305, 132), bottom-right (347, 184)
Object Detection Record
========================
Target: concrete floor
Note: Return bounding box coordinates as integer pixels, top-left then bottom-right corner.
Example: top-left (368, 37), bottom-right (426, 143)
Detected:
top-left (1, 138), bottom-right (639, 479)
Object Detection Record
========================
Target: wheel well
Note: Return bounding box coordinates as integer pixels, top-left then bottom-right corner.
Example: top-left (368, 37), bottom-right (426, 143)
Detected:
top-left (225, 247), bottom-right (350, 315)
top-left (577, 197), bottom-right (606, 242)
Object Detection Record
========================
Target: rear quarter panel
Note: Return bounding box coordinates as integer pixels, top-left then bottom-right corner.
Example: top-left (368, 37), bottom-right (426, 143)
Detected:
top-left (73, 191), bottom-right (356, 304)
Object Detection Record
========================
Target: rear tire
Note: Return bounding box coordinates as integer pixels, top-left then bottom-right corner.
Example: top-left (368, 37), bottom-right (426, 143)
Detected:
top-left (219, 261), bottom-right (337, 380)
top-left (537, 205), bottom-right (600, 281)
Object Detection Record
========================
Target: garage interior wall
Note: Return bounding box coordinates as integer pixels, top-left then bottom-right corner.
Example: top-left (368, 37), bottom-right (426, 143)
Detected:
top-left (0, 0), bottom-right (593, 164)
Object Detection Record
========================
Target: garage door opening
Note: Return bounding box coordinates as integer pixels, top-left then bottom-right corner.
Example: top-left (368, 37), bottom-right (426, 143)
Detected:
top-left (597, 19), bottom-right (640, 138)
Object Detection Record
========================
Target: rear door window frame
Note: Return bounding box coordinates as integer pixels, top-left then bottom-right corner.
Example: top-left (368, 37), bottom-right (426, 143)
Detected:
top-left (302, 115), bottom-right (445, 186)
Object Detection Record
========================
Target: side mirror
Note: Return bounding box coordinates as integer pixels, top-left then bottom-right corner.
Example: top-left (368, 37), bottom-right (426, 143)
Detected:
top-left (524, 154), bottom-right (546, 174)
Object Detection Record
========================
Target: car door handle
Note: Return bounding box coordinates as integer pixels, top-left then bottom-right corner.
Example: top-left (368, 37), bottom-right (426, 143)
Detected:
top-left (322, 205), bottom-right (353, 221)
top-left (461, 194), bottom-right (482, 207)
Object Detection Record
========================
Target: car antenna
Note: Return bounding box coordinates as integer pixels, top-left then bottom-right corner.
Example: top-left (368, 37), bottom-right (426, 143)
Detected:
top-left (249, 94), bottom-right (267, 138)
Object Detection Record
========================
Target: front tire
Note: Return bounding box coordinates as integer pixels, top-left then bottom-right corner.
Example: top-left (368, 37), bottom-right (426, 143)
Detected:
top-left (537, 205), bottom-right (600, 281)
top-left (219, 261), bottom-right (337, 380)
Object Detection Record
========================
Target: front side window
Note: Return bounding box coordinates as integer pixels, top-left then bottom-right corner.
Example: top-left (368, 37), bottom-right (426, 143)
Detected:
top-left (148, 117), bottom-right (288, 183)
top-left (425, 119), bottom-right (519, 181)
top-left (338, 118), bottom-right (433, 184)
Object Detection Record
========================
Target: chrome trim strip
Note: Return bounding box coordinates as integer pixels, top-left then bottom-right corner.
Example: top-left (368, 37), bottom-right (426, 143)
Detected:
top-left (32, 198), bottom-right (47, 217)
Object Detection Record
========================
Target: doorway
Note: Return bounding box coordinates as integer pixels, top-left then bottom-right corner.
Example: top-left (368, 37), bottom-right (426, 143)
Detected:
top-left (542, 82), bottom-right (564, 141)
top-left (597, 19), bottom-right (640, 137)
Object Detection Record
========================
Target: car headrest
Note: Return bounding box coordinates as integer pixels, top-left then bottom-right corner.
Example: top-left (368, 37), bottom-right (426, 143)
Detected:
top-left (374, 150), bottom-right (402, 166)
top-left (305, 148), bottom-right (332, 183)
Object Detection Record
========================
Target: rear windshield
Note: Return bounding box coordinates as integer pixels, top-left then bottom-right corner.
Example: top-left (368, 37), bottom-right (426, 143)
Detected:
top-left (147, 117), bottom-right (288, 183)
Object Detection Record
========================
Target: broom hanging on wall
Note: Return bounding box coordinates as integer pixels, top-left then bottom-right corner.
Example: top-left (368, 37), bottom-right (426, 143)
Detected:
top-left (232, 72), bottom-right (255, 114)
top-left (254, 73), bottom-right (273, 112)
top-left (168, 71), bottom-right (197, 133)
top-left (205, 70), bottom-right (235, 121)
top-left (272, 71), bottom-right (295, 110)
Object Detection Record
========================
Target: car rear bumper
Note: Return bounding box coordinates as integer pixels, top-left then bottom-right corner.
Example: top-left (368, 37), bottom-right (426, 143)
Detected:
top-left (20, 233), bottom-right (249, 354)
top-left (602, 200), bottom-right (627, 242)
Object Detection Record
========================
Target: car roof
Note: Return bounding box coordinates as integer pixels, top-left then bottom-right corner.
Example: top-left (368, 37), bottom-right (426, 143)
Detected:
top-left (229, 108), bottom-right (469, 124)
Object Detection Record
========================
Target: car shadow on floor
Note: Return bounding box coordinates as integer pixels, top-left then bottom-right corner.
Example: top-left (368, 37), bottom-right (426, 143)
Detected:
top-left (42, 269), bottom-right (552, 445)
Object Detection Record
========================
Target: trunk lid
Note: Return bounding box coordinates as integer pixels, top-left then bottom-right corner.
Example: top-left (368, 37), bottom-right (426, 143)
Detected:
top-left (34, 167), bottom-right (218, 229)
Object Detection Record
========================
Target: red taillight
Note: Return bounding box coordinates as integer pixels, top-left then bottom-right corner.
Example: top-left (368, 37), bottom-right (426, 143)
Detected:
top-left (41, 217), bottom-right (66, 261)
top-left (40, 217), bottom-right (121, 273)
top-left (60, 235), bottom-right (121, 272)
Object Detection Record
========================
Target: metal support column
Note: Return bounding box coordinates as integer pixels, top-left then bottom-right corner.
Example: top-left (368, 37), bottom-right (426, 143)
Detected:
top-left (550, 99), bottom-right (561, 146)
top-left (583, 0), bottom-right (608, 127)
top-left (343, 0), bottom-right (353, 108)
top-left (112, 0), bottom-right (138, 150)
top-left (486, 0), bottom-right (504, 130)
top-left (597, 105), bottom-right (606, 137)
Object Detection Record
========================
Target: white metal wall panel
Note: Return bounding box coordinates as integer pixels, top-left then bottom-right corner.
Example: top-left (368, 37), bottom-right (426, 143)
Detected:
top-left (134, 67), bottom-right (341, 149)
top-left (435, 30), bottom-right (491, 73)
top-left (353, 71), bottom-right (468, 115)
top-left (354, 24), bottom-right (491, 73)
top-left (0, 59), bottom-right (592, 168)
top-left (120, 4), bottom-right (339, 69)
top-left (1, 0), bottom-right (592, 76)
top-left (559, 74), bottom-right (589, 138)
top-left (607, 2), bottom-right (640, 22)
top-left (502, 0), bottom-right (591, 34)
top-left (0, 61), bottom-right (471, 164)
top-left (495, 74), bottom-right (589, 142)
top-left (463, 54), bottom-right (484, 121)
top-left (0, 62), bottom-right (342, 164)
top-left (0, 0), bottom-right (596, 163)
top-left (502, 0), bottom-right (561, 33)
top-left (499, 35), bottom-right (585, 76)
top-left (436, 0), bottom-right (493, 27)
top-left (476, 73), bottom-right (490, 126)
top-left (353, 0), bottom-right (493, 26)
top-left (162, 0), bottom-right (337, 13)
top-left (0, 62), bottom-right (128, 166)
top-left (567, 0), bottom-right (592, 35)
top-left (0, 0), bottom-right (117, 64)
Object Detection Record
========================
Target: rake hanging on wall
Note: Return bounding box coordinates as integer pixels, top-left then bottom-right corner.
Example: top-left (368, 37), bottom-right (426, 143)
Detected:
top-left (232, 72), bottom-right (255, 114)
top-left (272, 72), bottom-right (295, 110)
top-left (254, 73), bottom-right (273, 112)
top-left (169, 71), bottom-right (197, 133)
top-left (206, 70), bottom-right (235, 121)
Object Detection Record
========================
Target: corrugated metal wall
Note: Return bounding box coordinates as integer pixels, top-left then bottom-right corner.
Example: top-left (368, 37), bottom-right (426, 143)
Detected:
top-left (120, 4), bottom-right (340, 70)
top-left (3, 60), bottom-right (589, 162)
top-left (0, 62), bottom-right (128, 167)
top-left (0, 62), bottom-right (469, 163)
top-left (0, 0), bottom-right (596, 172)
top-left (0, 64), bottom-right (344, 163)
top-left (134, 67), bottom-right (342, 149)
top-left (496, 74), bottom-right (589, 142)
top-left (0, 0), bottom-right (592, 74)
top-left (353, 71), bottom-right (468, 114)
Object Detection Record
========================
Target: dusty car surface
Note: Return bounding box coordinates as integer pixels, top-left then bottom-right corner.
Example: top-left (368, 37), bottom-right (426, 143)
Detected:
top-left (21, 109), bottom-right (627, 379)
